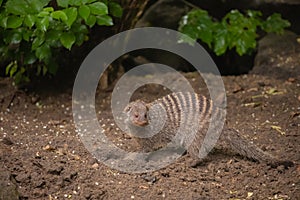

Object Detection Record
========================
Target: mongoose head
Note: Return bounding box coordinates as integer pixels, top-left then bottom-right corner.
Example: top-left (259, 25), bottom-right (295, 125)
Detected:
top-left (124, 100), bottom-right (149, 127)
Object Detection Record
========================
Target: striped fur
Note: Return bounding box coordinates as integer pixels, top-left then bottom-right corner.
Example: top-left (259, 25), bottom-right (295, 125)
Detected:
top-left (124, 92), bottom-right (293, 167)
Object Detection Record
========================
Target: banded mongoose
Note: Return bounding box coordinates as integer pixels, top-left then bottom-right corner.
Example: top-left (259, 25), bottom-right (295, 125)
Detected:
top-left (124, 92), bottom-right (293, 167)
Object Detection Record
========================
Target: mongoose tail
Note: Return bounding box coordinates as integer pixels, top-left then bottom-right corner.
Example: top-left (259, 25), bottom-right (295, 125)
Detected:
top-left (223, 128), bottom-right (294, 168)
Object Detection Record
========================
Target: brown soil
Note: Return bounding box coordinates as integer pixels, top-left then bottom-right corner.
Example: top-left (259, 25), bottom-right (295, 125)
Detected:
top-left (0, 66), bottom-right (300, 199)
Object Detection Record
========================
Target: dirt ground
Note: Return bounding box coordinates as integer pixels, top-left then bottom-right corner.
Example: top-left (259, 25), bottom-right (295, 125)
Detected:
top-left (0, 60), bottom-right (299, 200)
top-left (1, 31), bottom-right (300, 200)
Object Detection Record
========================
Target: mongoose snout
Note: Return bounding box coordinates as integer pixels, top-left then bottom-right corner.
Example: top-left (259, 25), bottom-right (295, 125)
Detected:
top-left (124, 100), bottom-right (149, 127)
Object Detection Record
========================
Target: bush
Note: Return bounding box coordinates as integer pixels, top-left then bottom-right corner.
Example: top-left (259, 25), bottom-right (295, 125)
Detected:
top-left (178, 9), bottom-right (290, 56)
top-left (0, 0), bottom-right (122, 84)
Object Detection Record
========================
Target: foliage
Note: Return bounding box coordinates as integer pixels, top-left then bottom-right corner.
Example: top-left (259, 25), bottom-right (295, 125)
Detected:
top-left (0, 0), bottom-right (122, 84)
top-left (178, 9), bottom-right (290, 56)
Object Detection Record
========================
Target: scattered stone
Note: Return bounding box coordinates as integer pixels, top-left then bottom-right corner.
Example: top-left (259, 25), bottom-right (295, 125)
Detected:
top-left (43, 144), bottom-right (56, 151)
top-left (141, 174), bottom-right (157, 184)
top-left (31, 95), bottom-right (40, 104)
top-left (47, 165), bottom-right (64, 175)
top-left (91, 163), bottom-right (99, 169)
top-left (2, 137), bottom-right (13, 145)
top-left (15, 172), bottom-right (30, 183)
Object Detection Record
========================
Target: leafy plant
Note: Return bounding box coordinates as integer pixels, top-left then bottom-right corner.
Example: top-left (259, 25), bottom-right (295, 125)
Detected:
top-left (0, 0), bottom-right (122, 84)
top-left (178, 9), bottom-right (290, 56)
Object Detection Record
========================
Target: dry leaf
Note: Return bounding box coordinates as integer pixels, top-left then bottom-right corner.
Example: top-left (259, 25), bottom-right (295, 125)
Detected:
top-left (247, 192), bottom-right (253, 198)
top-left (266, 88), bottom-right (283, 95)
top-left (271, 125), bottom-right (285, 135)
top-left (244, 102), bottom-right (262, 107)
top-left (43, 145), bottom-right (56, 151)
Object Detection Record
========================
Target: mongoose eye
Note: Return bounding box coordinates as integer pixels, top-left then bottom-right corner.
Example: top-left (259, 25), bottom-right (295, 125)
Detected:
top-left (124, 105), bottom-right (131, 112)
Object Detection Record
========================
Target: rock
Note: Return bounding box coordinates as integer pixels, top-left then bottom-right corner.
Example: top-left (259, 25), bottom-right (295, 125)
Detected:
top-left (15, 172), bottom-right (30, 183)
top-left (121, 0), bottom-right (194, 72)
top-left (135, 0), bottom-right (192, 29)
top-left (47, 165), bottom-right (64, 175)
top-left (251, 31), bottom-right (300, 78)
top-left (252, 0), bottom-right (300, 5)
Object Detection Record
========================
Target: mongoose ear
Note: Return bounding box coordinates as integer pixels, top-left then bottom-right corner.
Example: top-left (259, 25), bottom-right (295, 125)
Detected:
top-left (146, 104), bottom-right (150, 111)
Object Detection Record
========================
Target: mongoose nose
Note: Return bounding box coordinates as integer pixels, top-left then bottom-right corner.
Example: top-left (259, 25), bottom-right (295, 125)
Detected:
top-left (132, 113), bottom-right (148, 126)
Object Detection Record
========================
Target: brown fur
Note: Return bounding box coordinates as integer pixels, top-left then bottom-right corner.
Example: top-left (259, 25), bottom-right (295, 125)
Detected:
top-left (124, 92), bottom-right (294, 168)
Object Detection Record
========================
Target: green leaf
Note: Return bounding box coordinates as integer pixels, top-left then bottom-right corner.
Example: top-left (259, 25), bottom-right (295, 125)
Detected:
top-left (35, 43), bottom-right (51, 61)
top-left (63, 7), bottom-right (78, 27)
top-left (14, 69), bottom-right (30, 85)
top-left (213, 23), bottom-right (228, 56)
top-left (57, 0), bottom-right (69, 8)
top-left (6, 16), bottom-right (23, 28)
top-left (51, 10), bottom-right (68, 21)
top-left (46, 30), bottom-right (62, 47)
top-left (235, 31), bottom-right (256, 56)
top-left (60, 32), bottom-right (76, 50)
top-left (71, 23), bottom-right (88, 33)
top-left (79, 5), bottom-right (90, 22)
top-left (24, 52), bottom-right (37, 65)
top-left (178, 33), bottom-right (196, 46)
top-left (225, 10), bottom-right (244, 26)
top-left (43, 7), bottom-right (54, 12)
top-left (5, 0), bottom-right (30, 15)
top-left (5, 61), bottom-right (16, 76)
top-left (246, 10), bottom-right (262, 18)
top-left (69, 0), bottom-right (81, 6)
top-left (262, 13), bottom-right (290, 34)
top-left (179, 8), bottom-right (290, 57)
top-left (6, 61), bottom-right (18, 77)
top-left (75, 32), bottom-right (86, 46)
top-left (32, 33), bottom-right (45, 50)
top-left (36, 65), bottom-right (50, 76)
top-left (179, 25), bottom-right (198, 41)
top-left (199, 29), bottom-right (213, 47)
top-left (42, 65), bottom-right (47, 75)
top-left (214, 34), bottom-right (227, 56)
top-left (89, 2), bottom-right (108, 15)
top-left (3, 30), bottom-right (22, 44)
top-left (0, 16), bottom-right (8, 28)
top-left (70, 23), bottom-right (88, 45)
top-left (96, 15), bottom-right (113, 26)
top-left (178, 9), bottom-right (214, 47)
top-left (109, 2), bottom-right (122, 18)
top-left (22, 29), bottom-right (33, 41)
top-left (27, 0), bottom-right (51, 13)
top-left (24, 15), bottom-right (36, 28)
top-left (38, 11), bottom-right (50, 17)
top-left (0, 0), bottom-right (3, 6)
top-left (6, 0), bottom-right (50, 15)
top-left (36, 17), bottom-right (50, 32)
top-left (86, 15), bottom-right (96, 27)
top-left (10, 63), bottom-right (18, 77)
